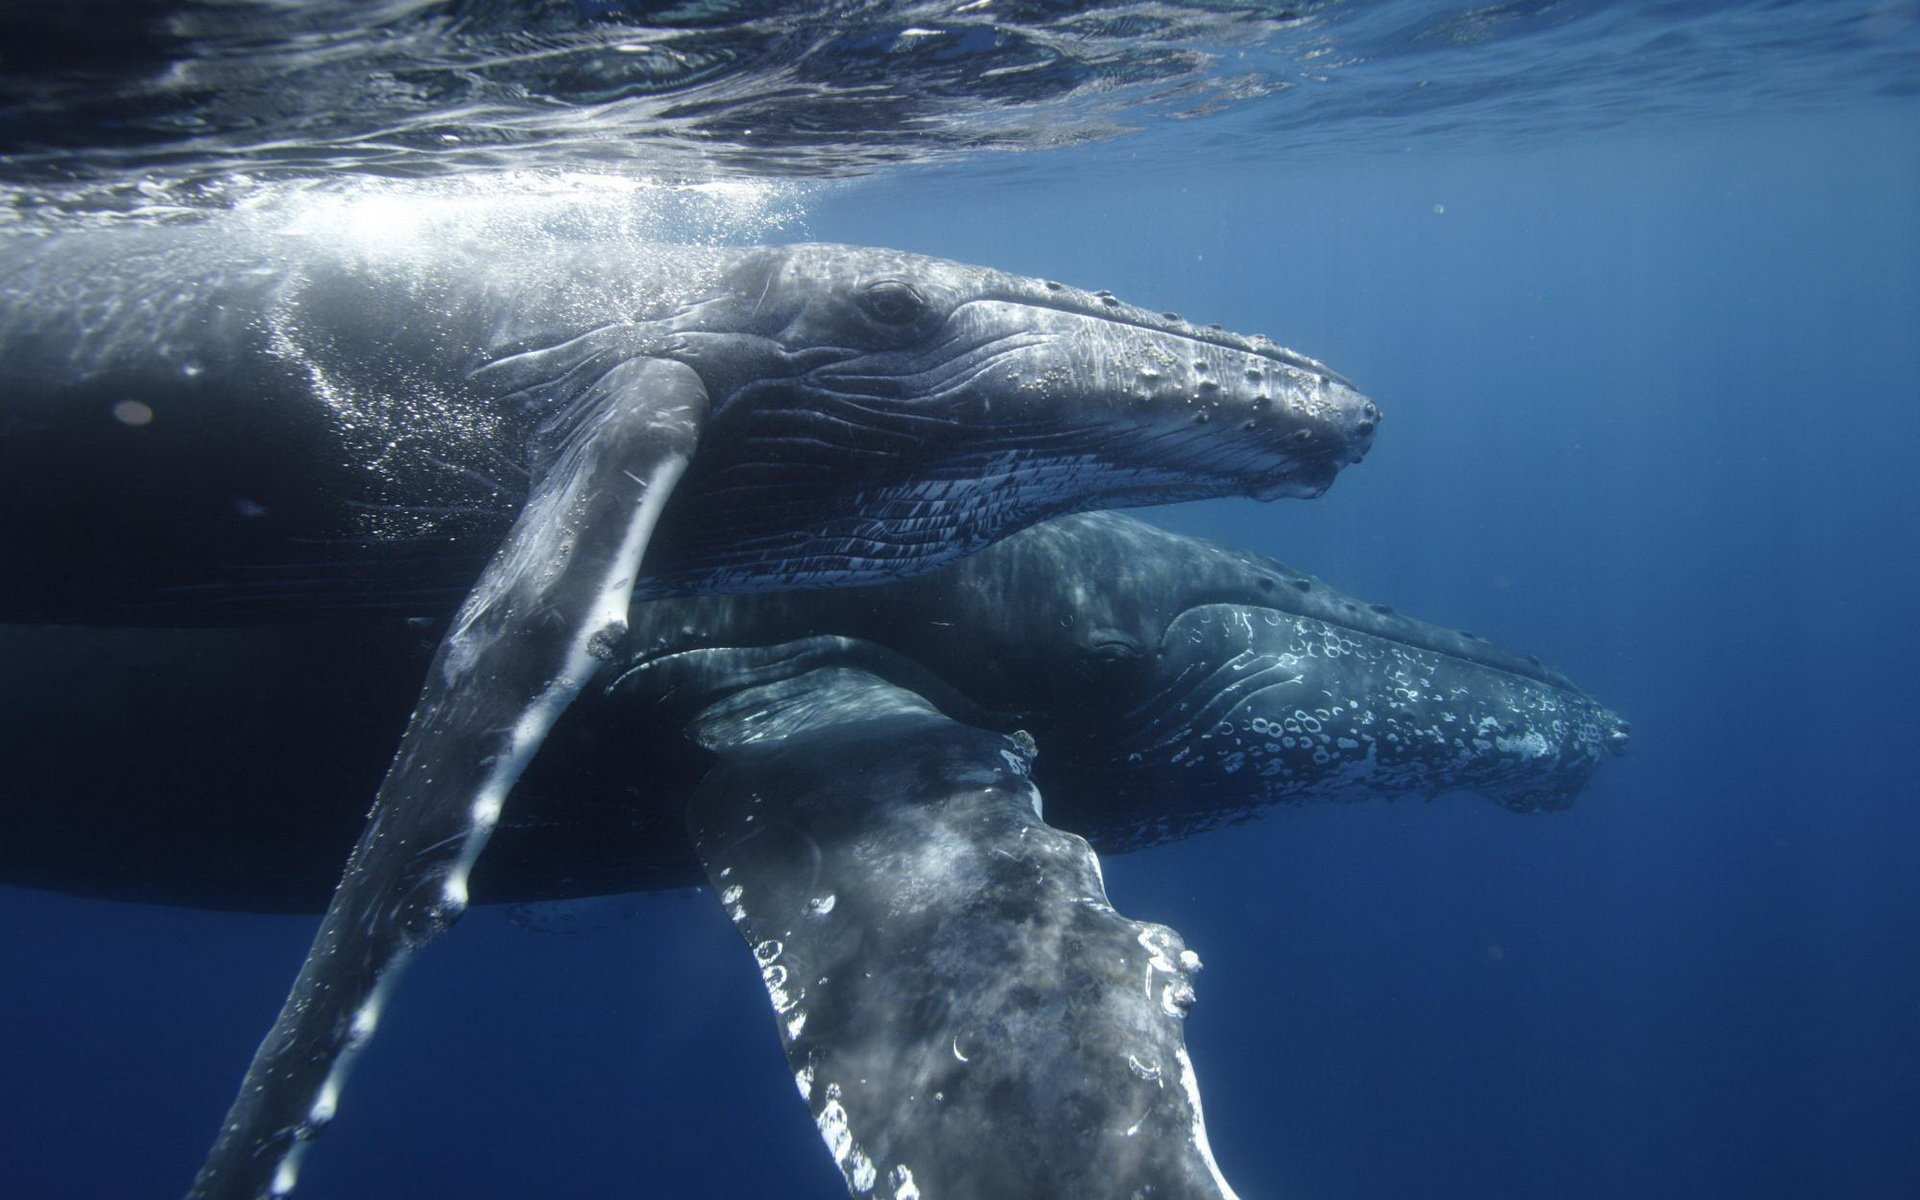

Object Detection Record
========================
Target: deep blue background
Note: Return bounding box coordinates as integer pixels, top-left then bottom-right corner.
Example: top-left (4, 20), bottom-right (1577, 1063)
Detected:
top-left (4, 108), bottom-right (1917, 1198)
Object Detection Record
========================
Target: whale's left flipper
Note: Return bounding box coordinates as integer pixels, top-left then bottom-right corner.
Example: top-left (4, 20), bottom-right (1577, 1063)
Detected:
top-left (188, 360), bottom-right (707, 1200)
top-left (687, 669), bottom-right (1241, 1200)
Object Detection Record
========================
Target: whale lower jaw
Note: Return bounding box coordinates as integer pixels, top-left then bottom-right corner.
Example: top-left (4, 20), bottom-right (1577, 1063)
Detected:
top-left (637, 444), bottom-right (1264, 597)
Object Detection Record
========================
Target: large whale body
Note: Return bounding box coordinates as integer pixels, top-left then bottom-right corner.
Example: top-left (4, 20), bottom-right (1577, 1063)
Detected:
top-left (2, 512), bottom-right (1628, 910)
top-left (0, 512), bottom-right (1624, 1200)
top-left (0, 224), bottom-right (1375, 1200)
top-left (0, 229), bottom-right (1374, 620)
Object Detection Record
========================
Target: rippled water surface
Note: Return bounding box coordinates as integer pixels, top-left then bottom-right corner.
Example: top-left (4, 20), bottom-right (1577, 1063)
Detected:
top-left (4, 0), bottom-right (1917, 213)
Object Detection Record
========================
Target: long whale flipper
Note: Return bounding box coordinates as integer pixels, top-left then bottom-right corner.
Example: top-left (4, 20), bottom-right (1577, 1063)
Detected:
top-left (189, 360), bottom-right (708, 1200)
top-left (686, 669), bottom-right (1240, 1200)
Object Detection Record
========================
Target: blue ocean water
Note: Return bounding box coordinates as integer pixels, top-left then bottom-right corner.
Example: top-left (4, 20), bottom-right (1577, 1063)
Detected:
top-left (3, 5), bottom-right (1918, 1200)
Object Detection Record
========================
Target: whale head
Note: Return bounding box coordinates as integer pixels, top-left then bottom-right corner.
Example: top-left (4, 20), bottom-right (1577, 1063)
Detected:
top-left (870, 512), bottom-right (1628, 839)
top-left (639, 244), bottom-right (1379, 593)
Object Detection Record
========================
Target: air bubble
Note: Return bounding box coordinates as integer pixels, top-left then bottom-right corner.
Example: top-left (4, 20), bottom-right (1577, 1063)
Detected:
top-left (112, 400), bottom-right (154, 426)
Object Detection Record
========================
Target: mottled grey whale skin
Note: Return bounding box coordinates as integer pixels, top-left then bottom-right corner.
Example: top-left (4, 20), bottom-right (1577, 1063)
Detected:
top-left (2, 222), bottom-right (1376, 1200)
top-left (0, 511), bottom-right (1624, 1200)
top-left (595, 512), bottom-right (1630, 1200)
top-left (0, 514), bottom-right (1627, 912)
top-left (0, 227), bottom-right (1374, 622)
top-left (611, 510), bottom-right (1630, 831)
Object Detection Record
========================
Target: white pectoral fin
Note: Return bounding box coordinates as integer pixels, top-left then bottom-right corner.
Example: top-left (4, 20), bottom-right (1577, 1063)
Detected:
top-left (687, 671), bottom-right (1239, 1200)
top-left (187, 358), bottom-right (708, 1200)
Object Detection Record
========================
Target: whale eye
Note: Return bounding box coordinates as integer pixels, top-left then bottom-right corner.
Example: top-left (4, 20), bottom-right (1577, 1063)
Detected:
top-left (1073, 634), bottom-right (1144, 678)
top-left (860, 279), bottom-right (927, 325)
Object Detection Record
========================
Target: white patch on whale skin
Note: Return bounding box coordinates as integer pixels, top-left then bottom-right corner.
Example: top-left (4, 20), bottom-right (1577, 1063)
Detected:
top-left (348, 998), bottom-right (381, 1046)
top-left (282, 964), bottom-right (404, 1200)
top-left (848, 1150), bottom-right (878, 1193)
top-left (752, 938), bottom-right (807, 1026)
top-left (218, 450), bottom-right (694, 1197)
top-left (308, 1077), bottom-right (340, 1126)
top-left (440, 453), bottom-right (689, 923)
top-left (1174, 1047), bottom-right (1241, 1200)
top-left (1134, 925), bottom-right (1197, 1016)
top-left (1137, 926), bottom-right (1179, 978)
top-left (815, 1084), bottom-right (879, 1194)
top-left (1496, 730), bottom-right (1551, 759)
top-left (891, 1164), bottom-right (921, 1200)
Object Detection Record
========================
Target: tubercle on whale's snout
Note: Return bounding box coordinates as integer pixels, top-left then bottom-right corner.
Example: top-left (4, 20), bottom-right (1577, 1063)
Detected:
top-left (1317, 376), bottom-right (1379, 461)
top-left (1017, 277), bottom-right (1350, 380)
top-left (954, 300), bottom-right (1380, 482)
top-left (1062, 312), bottom-right (1380, 483)
top-left (1605, 718), bottom-right (1632, 756)
top-left (1232, 376), bottom-right (1379, 498)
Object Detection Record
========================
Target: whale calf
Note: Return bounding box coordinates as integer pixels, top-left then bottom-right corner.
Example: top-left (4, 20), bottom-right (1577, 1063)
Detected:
top-left (0, 223), bottom-right (1375, 1199)
top-left (1, 513), bottom-right (1627, 911)
top-left (2, 511), bottom-right (1625, 1199)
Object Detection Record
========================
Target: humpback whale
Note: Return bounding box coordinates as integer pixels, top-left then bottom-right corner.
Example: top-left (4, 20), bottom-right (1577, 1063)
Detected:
top-left (1, 512), bottom-right (1627, 910)
top-left (0, 225), bottom-right (1376, 1199)
top-left (2, 512), bottom-right (1625, 1198)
